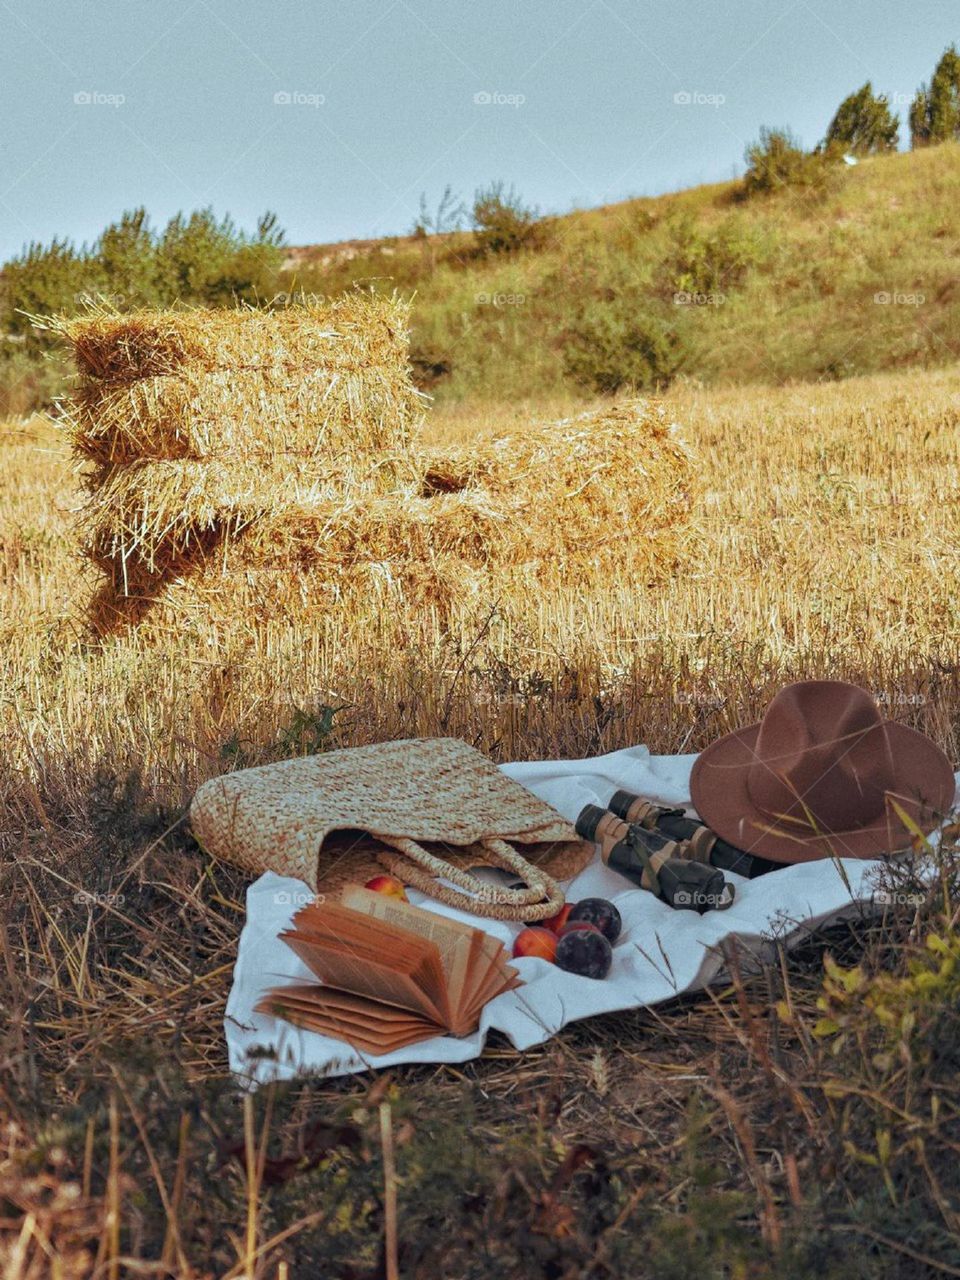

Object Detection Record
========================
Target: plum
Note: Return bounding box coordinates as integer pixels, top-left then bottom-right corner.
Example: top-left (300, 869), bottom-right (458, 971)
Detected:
top-left (558, 920), bottom-right (603, 937)
top-left (567, 897), bottom-right (621, 944)
top-left (555, 928), bottom-right (612, 979)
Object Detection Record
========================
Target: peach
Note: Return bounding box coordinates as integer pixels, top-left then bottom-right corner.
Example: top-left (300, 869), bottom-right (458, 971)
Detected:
top-left (542, 902), bottom-right (574, 934)
top-left (512, 927), bottom-right (558, 962)
top-left (363, 874), bottom-right (408, 901)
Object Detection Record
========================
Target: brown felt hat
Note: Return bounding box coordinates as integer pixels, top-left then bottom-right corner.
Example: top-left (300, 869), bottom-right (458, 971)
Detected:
top-left (689, 681), bottom-right (956, 864)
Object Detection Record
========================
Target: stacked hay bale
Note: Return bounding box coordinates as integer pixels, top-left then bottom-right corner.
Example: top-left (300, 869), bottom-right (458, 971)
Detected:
top-left (54, 300), bottom-right (693, 633)
top-left (419, 401), bottom-right (693, 585)
top-left (54, 297), bottom-right (431, 627)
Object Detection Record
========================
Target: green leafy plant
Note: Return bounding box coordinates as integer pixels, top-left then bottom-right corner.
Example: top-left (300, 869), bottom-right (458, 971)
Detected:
top-left (563, 302), bottom-right (685, 393)
top-left (665, 216), bottom-right (760, 296)
top-left (741, 126), bottom-right (839, 197)
top-left (471, 181), bottom-right (542, 256)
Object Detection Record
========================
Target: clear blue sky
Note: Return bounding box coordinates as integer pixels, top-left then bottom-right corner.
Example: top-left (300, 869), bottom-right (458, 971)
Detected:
top-left (0, 0), bottom-right (955, 260)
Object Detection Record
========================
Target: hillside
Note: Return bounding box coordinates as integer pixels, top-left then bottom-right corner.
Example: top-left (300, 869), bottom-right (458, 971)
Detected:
top-left (282, 144), bottom-right (960, 405)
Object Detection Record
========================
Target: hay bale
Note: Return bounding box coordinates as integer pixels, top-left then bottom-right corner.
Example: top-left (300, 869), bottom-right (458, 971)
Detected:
top-left (79, 455), bottom-right (426, 587)
top-left (52, 294), bottom-right (411, 383)
top-left (87, 398), bottom-right (694, 635)
top-left (53, 294), bottom-right (423, 468)
top-left (53, 287), bottom-right (692, 634)
top-left (89, 489), bottom-right (505, 632)
top-left (420, 400), bottom-right (692, 580)
top-left (65, 365), bottom-right (421, 467)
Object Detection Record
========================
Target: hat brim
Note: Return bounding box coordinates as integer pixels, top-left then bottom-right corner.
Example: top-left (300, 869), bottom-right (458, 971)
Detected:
top-left (690, 720), bottom-right (956, 864)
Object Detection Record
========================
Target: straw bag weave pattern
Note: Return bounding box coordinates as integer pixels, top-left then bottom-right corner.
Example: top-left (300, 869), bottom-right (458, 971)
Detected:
top-left (189, 738), bottom-right (592, 921)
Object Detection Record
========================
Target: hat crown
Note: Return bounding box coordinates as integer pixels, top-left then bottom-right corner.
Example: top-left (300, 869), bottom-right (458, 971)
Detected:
top-left (746, 681), bottom-right (896, 835)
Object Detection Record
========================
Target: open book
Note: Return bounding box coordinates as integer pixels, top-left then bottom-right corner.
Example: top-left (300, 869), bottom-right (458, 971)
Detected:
top-left (255, 886), bottom-right (521, 1054)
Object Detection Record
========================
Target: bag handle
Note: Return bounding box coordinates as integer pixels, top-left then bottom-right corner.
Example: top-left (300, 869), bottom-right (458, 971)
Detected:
top-left (376, 835), bottom-right (566, 922)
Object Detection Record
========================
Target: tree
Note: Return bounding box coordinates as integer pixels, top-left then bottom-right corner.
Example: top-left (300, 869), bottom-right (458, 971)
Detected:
top-left (94, 208), bottom-right (161, 307)
top-left (0, 239), bottom-right (92, 346)
top-left (412, 185), bottom-right (466, 237)
top-left (156, 208), bottom-right (284, 305)
top-left (910, 87), bottom-right (932, 146)
top-left (910, 45), bottom-right (960, 146)
top-left (824, 82), bottom-right (899, 154)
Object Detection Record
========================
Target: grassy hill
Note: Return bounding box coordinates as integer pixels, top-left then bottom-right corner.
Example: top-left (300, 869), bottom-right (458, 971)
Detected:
top-left (282, 143), bottom-right (960, 406)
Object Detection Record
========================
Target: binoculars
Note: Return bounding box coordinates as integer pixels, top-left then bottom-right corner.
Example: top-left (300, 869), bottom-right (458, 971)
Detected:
top-left (576, 799), bottom-right (738, 913)
top-left (608, 790), bottom-right (776, 880)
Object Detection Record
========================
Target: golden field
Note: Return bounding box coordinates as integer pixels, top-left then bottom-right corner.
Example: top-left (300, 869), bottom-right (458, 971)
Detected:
top-left (2, 366), bottom-right (960, 1277)
top-left (2, 364), bottom-right (959, 792)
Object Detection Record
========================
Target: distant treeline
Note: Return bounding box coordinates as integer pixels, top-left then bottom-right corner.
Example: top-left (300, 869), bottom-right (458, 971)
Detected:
top-left (2, 42), bottom-right (959, 415)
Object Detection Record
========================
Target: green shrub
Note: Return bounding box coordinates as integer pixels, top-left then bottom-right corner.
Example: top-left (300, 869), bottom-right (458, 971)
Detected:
top-left (563, 301), bottom-right (685, 393)
top-left (742, 127), bottom-right (839, 197)
top-left (0, 239), bottom-right (91, 350)
top-left (471, 182), bottom-right (542, 256)
top-left (156, 208), bottom-right (284, 306)
top-left (665, 216), bottom-right (760, 296)
top-left (0, 345), bottom-right (69, 416)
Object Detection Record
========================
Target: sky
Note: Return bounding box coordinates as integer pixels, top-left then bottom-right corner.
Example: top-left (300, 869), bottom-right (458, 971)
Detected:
top-left (0, 0), bottom-right (956, 260)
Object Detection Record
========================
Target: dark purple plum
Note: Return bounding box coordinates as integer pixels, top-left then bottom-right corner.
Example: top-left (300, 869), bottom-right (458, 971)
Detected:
top-left (567, 897), bottom-right (622, 944)
top-left (555, 927), bottom-right (612, 980)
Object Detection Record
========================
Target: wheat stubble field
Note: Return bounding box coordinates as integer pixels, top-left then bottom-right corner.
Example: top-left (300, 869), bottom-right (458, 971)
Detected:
top-left (2, 365), bottom-right (960, 1276)
top-left (4, 366), bottom-right (959, 780)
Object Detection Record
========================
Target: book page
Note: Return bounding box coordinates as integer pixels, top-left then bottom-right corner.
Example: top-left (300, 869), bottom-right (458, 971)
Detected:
top-left (341, 886), bottom-right (478, 1011)
top-left (281, 929), bottom-right (446, 1023)
top-left (256, 986), bottom-right (441, 1054)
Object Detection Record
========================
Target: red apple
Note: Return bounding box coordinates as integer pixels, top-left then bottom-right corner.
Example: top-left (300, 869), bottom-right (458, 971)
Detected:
top-left (512, 927), bottom-right (558, 962)
top-left (363, 874), bottom-right (408, 901)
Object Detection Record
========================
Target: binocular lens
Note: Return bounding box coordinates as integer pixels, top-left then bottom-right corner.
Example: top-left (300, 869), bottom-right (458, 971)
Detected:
top-left (608, 789), bottom-right (639, 820)
top-left (575, 804), bottom-right (608, 843)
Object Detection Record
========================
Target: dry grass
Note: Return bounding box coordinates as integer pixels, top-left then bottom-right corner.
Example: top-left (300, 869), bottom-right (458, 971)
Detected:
top-left (1, 364), bottom-right (960, 1274)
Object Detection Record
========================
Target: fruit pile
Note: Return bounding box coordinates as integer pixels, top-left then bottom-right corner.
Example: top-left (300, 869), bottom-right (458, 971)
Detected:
top-left (361, 876), bottom-right (621, 982)
top-left (511, 898), bottom-right (622, 980)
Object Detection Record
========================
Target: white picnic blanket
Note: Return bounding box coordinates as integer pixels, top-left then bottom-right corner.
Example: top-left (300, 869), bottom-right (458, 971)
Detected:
top-left (225, 744), bottom-right (959, 1086)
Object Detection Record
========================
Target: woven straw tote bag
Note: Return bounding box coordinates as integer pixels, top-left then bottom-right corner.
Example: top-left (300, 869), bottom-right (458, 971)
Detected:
top-left (189, 738), bottom-right (592, 921)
